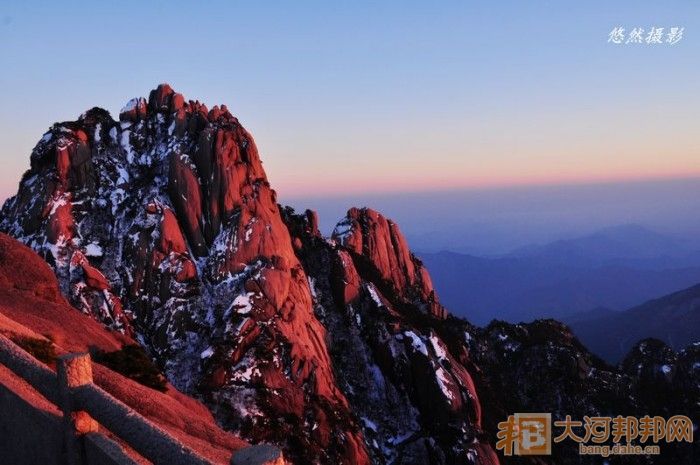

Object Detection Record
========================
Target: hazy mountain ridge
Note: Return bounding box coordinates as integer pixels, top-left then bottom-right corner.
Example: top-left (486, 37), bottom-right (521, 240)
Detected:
top-left (506, 224), bottom-right (700, 267)
top-left (420, 225), bottom-right (700, 325)
top-left (566, 283), bottom-right (700, 362)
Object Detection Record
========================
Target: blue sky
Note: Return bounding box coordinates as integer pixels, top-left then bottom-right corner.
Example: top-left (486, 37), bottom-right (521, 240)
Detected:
top-left (0, 1), bottom-right (698, 207)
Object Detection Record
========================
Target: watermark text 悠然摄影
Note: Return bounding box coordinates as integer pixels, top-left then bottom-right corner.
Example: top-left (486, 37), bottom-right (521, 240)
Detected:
top-left (608, 26), bottom-right (684, 45)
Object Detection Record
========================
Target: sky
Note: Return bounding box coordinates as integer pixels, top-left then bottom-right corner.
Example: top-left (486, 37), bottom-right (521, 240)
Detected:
top-left (0, 1), bottom-right (698, 252)
top-left (289, 177), bottom-right (700, 254)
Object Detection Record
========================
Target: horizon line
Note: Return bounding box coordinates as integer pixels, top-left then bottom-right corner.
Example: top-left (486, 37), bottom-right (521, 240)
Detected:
top-left (279, 172), bottom-right (700, 201)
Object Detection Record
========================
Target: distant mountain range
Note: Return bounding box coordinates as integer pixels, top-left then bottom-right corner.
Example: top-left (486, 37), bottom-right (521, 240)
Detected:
top-left (565, 284), bottom-right (700, 363)
top-left (506, 224), bottom-right (700, 268)
top-left (419, 224), bottom-right (700, 325)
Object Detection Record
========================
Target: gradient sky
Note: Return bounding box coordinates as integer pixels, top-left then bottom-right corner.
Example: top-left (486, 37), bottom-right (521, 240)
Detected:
top-left (0, 1), bottom-right (698, 203)
top-left (290, 177), bottom-right (700, 254)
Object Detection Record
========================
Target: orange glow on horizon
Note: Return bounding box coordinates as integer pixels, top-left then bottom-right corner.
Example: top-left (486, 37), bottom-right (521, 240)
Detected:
top-left (276, 170), bottom-right (700, 199)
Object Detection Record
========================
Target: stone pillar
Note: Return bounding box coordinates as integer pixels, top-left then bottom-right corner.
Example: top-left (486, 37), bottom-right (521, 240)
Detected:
top-left (231, 444), bottom-right (285, 465)
top-left (57, 353), bottom-right (99, 465)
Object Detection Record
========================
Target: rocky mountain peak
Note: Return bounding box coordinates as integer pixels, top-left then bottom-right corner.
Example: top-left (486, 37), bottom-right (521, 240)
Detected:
top-left (1, 84), bottom-right (370, 464)
top-left (0, 85), bottom-right (500, 465)
top-left (332, 207), bottom-right (446, 319)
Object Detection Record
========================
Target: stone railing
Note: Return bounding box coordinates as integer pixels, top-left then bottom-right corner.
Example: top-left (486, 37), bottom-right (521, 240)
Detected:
top-left (0, 334), bottom-right (284, 465)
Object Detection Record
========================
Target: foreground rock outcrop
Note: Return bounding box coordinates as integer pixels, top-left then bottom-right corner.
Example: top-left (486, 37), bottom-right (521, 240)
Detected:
top-left (0, 232), bottom-right (249, 464)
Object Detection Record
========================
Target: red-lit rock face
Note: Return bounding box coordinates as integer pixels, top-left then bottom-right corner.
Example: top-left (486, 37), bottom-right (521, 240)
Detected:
top-left (333, 207), bottom-right (447, 320)
top-left (0, 232), bottom-right (64, 305)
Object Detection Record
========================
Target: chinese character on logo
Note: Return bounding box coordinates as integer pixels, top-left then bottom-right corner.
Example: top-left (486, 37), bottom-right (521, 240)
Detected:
top-left (611, 416), bottom-right (639, 443)
top-left (666, 415), bottom-right (693, 442)
top-left (496, 413), bottom-right (552, 455)
top-left (639, 415), bottom-right (666, 442)
top-left (582, 416), bottom-right (612, 443)
top-left (554, 415), bottom-right (584, 443)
